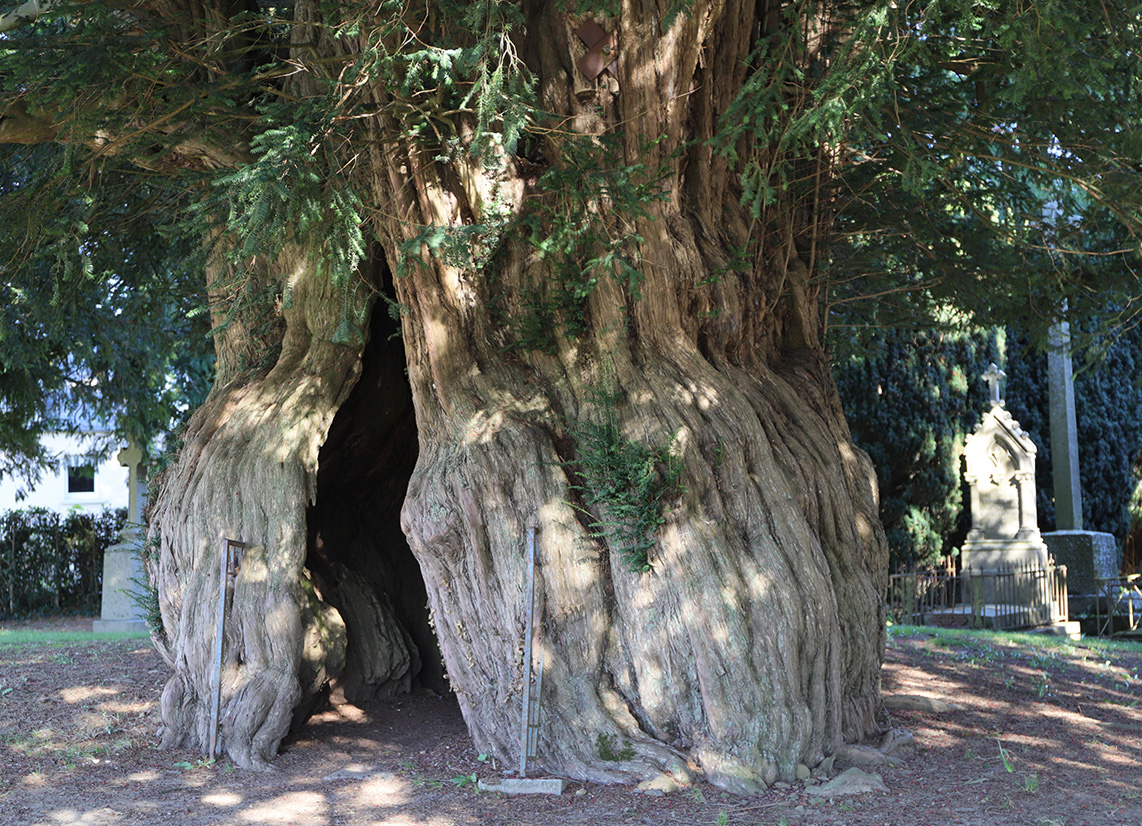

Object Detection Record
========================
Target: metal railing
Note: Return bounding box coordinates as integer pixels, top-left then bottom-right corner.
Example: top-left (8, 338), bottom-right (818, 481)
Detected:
top-left (888, 563), bottom-right (1068, 631)
top-left (1092, 575), bottom-right (1142, 637)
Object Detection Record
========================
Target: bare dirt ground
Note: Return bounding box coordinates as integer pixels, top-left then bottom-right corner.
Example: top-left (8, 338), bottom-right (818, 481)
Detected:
top-left (1, 616), bottom-right (1139, 826)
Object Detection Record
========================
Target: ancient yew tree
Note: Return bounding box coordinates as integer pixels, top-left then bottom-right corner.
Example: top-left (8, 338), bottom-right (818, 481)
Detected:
top-left (3, 0), bottom-right (1140, 791)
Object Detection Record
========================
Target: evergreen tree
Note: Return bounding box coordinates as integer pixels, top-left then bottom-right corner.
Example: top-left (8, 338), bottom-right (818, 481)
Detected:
top-left (0, 143), bottom-right (214, 481)
top-left (2, 0), bottom-right (1141, 788)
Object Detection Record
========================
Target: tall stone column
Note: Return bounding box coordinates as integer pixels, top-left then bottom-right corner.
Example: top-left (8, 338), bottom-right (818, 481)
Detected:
top-left (1042, 322), bottom-right (1121, 592)
top-left (1048, 322), bottom-right (1083, 530)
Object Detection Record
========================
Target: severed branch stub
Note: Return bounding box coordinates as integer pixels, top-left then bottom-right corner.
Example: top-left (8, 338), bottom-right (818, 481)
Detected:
top-left (576, 19), bottom-right (618, 83)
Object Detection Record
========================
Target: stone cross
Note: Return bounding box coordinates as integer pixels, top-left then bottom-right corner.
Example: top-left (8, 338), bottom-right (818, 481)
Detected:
top-left (116, 440), bottom-right (145, 525)
top-left (982, 363), bottom-right (1006, 408)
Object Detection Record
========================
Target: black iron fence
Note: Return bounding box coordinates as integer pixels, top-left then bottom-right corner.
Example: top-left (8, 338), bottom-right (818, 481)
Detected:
top-left (888, 563), bottom-right (1069, 631)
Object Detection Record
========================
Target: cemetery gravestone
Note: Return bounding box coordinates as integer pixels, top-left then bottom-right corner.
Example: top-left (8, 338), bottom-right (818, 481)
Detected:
top-left (960, 364), bottom-right (1050, 570)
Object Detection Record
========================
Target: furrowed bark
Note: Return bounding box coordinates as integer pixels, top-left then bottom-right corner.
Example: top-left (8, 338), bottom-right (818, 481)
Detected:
top-left (149, 249), bottom-right (372, 767)
top-left (139, 0), bottom-right (889, 789)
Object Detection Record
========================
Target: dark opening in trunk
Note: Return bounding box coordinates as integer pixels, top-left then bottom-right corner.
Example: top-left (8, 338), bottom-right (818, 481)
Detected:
top-left (306, 284), bottom-right (446, 705)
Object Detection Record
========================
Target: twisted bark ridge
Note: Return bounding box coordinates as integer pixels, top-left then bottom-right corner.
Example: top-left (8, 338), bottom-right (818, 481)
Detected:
top-left (137, 0), bottom-right (889, 790)
top-left (149, 252), bottom-right (371, 768)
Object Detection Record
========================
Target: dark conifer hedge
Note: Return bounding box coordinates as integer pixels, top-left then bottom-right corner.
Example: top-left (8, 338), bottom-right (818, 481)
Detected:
top-left (834, 327), bottom-right (1001, 569)
top-left (1005, 326), bottom-right (1142, 544)
top-left (836, 326), bottom-right (1142, 571)
top-left (0, 508), bottom-right (125, 618)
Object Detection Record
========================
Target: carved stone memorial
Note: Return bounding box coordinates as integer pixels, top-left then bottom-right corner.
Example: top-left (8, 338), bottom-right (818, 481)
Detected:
top-left (960, 364), bottom-right (1050, 571)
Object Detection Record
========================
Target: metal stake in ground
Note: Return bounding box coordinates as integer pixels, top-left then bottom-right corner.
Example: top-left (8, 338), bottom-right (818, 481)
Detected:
top-left (208, 538), bottom-right (244, 760)
top-left (478, 529), bottom-right (565, 794)
top-left (519, 526), bottom-right (542, 777)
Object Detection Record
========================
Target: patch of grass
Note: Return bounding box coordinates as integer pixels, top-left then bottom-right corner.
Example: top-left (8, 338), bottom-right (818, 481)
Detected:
top-left (1028, 650), bottom-right (1059, 670)
top-left (0, 629), bottom-right (148, 647)
top-left (997, 738), bottom-right (1014, 772)
top-left (888, 624), bottom-right (1142, 656)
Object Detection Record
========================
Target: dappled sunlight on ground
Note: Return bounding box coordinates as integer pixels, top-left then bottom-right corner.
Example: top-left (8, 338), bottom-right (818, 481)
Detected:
top-left (236, 791), bottom-right (328, 823)
top-left (58, 687), bottom-right (120, 704)
top-left (3, 619), bottom-right (1141, 825)
top-left (201, 791), bottom-right (244, 807)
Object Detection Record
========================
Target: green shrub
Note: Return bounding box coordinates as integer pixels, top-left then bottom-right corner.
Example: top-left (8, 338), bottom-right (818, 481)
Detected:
top-left (0, 507), bottom-right (126, 618)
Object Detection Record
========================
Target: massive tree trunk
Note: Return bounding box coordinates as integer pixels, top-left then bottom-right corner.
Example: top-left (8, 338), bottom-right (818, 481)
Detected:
top-left (148, 249), bottom-right (373, 767)
top-left (145, 0), bottom-right (889, 791)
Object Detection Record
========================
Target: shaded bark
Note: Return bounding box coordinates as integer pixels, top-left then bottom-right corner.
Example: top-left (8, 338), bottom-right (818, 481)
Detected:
top-left (144, 0), bottom-right (889, 791)
top-left (307, 295), bottom-right (447, 701)
top-left (378, 0), bottom-right (887, 790)
top-left (149, 249), bottom-right (371, 767)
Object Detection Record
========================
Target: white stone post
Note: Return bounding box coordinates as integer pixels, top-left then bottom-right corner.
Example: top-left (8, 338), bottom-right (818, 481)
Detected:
top-left (92, 440), bottom-right (148, 633)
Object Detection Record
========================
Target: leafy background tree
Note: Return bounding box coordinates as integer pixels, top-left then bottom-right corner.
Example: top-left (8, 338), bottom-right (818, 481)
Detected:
top-left (0, 141), bottom-right (214, 486)
top-left (825, 2), bottom-right (1142, 574)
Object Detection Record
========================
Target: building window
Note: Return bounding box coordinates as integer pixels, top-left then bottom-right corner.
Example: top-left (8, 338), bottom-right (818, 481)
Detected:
top-left (67, 463), bottom-right (96, 493)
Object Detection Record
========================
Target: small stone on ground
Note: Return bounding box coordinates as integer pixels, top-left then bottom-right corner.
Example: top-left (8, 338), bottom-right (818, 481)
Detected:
top-left (806, 767), bottom-right (889, 797)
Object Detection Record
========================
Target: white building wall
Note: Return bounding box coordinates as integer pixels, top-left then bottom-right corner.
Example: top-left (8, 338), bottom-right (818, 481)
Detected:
top-left (0, 432), bottom-right (129, 514)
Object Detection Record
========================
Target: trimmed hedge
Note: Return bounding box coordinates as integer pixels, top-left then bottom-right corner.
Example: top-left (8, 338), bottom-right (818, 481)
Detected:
top-left (0, 507), bottom-right (126, 618)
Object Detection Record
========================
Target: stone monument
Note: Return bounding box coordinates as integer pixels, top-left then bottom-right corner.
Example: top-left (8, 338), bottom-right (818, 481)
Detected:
top-left (1040, 321), bottom-right (1120, 593)
top-left (92, 441), bottom-right (148, 634)
top-left (960, 364), bottom-right (1050, 570)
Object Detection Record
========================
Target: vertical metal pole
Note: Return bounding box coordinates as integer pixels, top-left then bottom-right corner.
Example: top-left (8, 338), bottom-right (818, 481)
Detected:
top-left (529, 638), bottom-right (545, 760)
top-left (1125, 578), bottom-right (1134, 631)
top-left (1096, 579), bottom-right (1103, 637)
top-left (519, 527), bottom-right (537, 778)
top-left (208, 540), bottom-right (230, 759)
